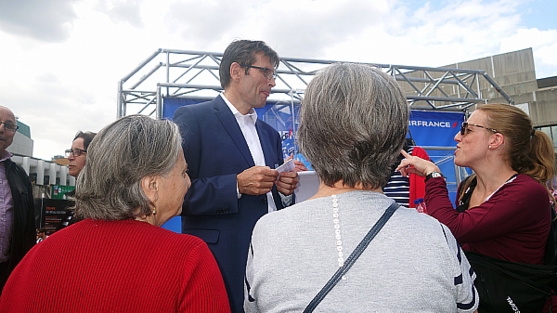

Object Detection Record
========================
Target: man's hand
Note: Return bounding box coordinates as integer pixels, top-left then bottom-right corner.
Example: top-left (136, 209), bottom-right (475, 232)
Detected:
top-left (276, 171), bottom-right (299, 195)
top-left (237, 166), bottom-right (279, 195)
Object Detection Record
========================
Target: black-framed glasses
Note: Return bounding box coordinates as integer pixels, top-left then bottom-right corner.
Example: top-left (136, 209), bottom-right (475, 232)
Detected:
top-left (246, 65), bottom-right (277, 80)
top-left (0, 121), bottom-right (18, 132)
top-left (65, 148), bottom-right (87, 158)
top-left (460, 122), bottom-right (499, 136)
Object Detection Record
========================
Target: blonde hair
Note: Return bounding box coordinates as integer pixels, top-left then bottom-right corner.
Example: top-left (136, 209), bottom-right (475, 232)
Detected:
top-left (479, 103), bottom-right (555, 183)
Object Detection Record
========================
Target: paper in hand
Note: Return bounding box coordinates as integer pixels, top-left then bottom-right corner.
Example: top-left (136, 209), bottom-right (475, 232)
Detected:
top-left (275, 158), bottom-right (295, 173)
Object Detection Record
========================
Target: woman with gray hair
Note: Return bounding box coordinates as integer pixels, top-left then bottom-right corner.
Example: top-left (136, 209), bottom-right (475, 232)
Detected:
top-left (0, 115), bottom-right (230, 312)
top-left (244, 63), bottom-right (478, 312)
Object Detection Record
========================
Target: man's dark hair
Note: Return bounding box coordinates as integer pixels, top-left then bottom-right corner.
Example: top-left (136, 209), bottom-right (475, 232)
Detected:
top-left (219, 40), bottom-right (279, 88)
top-left (73, 131), bottom-right (97, 150)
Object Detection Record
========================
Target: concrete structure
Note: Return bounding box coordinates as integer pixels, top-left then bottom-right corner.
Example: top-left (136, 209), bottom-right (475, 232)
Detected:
top-left (9, 119), bottom-right (73, 190)
top-left (533, 76), bottom-right (557, 146)
top-left (439, 48), bottom-right (557, 149)
top-left (9, 120), bottom-right (33, 156)
top-left (11, 155), bottom-right (74, 187)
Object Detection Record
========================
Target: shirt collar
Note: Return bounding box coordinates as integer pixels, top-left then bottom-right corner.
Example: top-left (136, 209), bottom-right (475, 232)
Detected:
top-left (0, 150), bottom-right (12, 163)
top-left (220, 93), bottom-right (258, 124)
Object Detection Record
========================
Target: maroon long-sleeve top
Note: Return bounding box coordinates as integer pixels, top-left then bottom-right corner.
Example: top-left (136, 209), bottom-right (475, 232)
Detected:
top-left (425, 174), bottom-right (551, 264)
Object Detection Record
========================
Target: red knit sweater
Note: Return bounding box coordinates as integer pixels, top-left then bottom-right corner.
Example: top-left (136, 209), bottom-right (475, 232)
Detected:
top-left (0, 219), bottom-right (230, 312)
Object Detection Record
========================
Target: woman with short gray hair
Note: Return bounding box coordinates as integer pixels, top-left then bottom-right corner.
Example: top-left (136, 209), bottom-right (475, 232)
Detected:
top-left (244, 63), bottom-right (478, 312)
top-left (1, 115), bottom-right (231, 312)
top-left (75, 115), bottom-right (183, 222)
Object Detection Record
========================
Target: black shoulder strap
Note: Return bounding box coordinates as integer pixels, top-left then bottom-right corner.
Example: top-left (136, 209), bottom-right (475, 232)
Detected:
top-left (303, 202), bottom-right (400, 313)
top-left (457, 175), bottom-right (477, 213)
top-left (544, 205), bottom-right (557, 266)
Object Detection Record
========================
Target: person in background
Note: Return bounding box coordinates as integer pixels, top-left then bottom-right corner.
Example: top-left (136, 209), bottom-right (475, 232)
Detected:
top-left (173, 39), bottom-right (299, 313)
top-left (58, 131), bottom-right (97, 228)
top-left (383, 137), bottom-right (431, 208)
top-left (397, 103), bottom-right (555, 311)
top-left (244, 63), bottom-right (478, 312)
top-left (547, 172), bottom-right (557, 208)
top-left (35, 228), bottom-right (48, 243)
top-left (66, 131), bottom-right (96, 180)
top-left (0, 115), bottom-right (230, 312)
top-left (0, 105), bottom-right (35, 294)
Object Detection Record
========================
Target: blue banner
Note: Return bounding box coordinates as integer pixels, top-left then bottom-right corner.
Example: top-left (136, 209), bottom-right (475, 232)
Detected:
top-left (162, 98), bottom-right (468, 214)
top-left (409, 110), bottom-right (464, 147)
top-left (408, 110), bottom-right (469, 204)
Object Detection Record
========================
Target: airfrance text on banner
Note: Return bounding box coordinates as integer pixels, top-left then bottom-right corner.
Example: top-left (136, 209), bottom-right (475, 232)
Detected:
top-left (409, 111), bottom-right (464, 147)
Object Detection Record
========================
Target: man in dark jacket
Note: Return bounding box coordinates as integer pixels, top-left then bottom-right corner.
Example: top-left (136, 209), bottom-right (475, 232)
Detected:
top-left (173, 40), bottom-right (299, 312)
top-left (0, 105), bottom-right (36, 293)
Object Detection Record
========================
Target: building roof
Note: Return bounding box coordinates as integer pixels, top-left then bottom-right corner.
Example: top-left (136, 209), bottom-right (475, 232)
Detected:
top-left (16, 120), bottom-right (31, 138)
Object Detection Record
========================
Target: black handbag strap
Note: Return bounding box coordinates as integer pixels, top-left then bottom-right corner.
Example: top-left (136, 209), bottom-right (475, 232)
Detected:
top-left (303, 202), bottom-right (400, 313)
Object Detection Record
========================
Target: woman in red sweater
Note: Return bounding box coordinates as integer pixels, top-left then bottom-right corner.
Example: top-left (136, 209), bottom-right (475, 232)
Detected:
top-left (397, 103), bottom-right (555, 312)
top-left (0, 115), bottom-right (230, 312)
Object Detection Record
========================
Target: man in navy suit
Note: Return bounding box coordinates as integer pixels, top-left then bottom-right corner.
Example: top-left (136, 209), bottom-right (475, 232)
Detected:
top-left (173, 40), bottom-right (299, 313)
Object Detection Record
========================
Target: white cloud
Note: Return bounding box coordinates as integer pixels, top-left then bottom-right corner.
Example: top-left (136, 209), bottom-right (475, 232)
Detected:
top-left (259, 0), bottom-right (390, 58)
top-left (95, 0), bottom-right (144, 27)
top-left (165, 0), bottom-right (244, 47)
top-left (500, 28), bottom-right (557, 78)
top-left (0, 0), bottom-right (79, 42)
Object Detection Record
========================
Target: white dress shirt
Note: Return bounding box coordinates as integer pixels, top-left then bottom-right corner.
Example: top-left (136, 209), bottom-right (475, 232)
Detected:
top-left (221, 94), bottom-right (278, 212)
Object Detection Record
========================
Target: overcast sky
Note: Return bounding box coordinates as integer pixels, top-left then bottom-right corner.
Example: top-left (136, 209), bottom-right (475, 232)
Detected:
top-left (1, 0), bottom-right (556, 160)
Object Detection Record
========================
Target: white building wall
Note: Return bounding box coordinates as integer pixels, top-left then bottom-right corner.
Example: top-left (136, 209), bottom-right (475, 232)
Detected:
top-left (11, 155), bottom-right (74, 186)
top-left (7, 132), bottom-right (33, 156)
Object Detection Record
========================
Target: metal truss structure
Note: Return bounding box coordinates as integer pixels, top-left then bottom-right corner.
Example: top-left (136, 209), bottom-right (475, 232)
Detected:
top-left (118, 48), bottom-right (514, 119)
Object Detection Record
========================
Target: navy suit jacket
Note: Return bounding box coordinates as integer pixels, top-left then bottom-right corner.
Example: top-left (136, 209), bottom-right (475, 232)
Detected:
top-left (172, 96), bottom-right (285, 313)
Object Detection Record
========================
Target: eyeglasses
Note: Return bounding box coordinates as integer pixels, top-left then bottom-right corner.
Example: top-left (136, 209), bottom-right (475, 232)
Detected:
top-left (246, 65), bottom-right (277, 80)
top-left (65, 148), bottom-right (87, 158)
top-left (460, 122), bottom-right (499, 136)
top-left (0, 121), bottom-right (18, 132)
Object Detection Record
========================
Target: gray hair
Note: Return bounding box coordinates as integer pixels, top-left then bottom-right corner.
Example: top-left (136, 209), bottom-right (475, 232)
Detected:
top-left (298, 63), bottom-right (409, 189)
top-left (75, 115), bottom-right (182, 220)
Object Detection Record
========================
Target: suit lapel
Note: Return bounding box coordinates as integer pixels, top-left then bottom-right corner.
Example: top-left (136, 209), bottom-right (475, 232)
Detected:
top-left (212, 97), bottom-right (255, 167)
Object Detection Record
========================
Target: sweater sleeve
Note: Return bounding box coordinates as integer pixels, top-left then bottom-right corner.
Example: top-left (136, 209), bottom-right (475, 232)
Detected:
top-left (425, 176), bottom-right (551, 248)
top-left (244, 243), bottom-right (259, 313)
top-left (439, 224), bottom-right (479, 313)
top-left (180, 241), bottom-right (231, 313)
